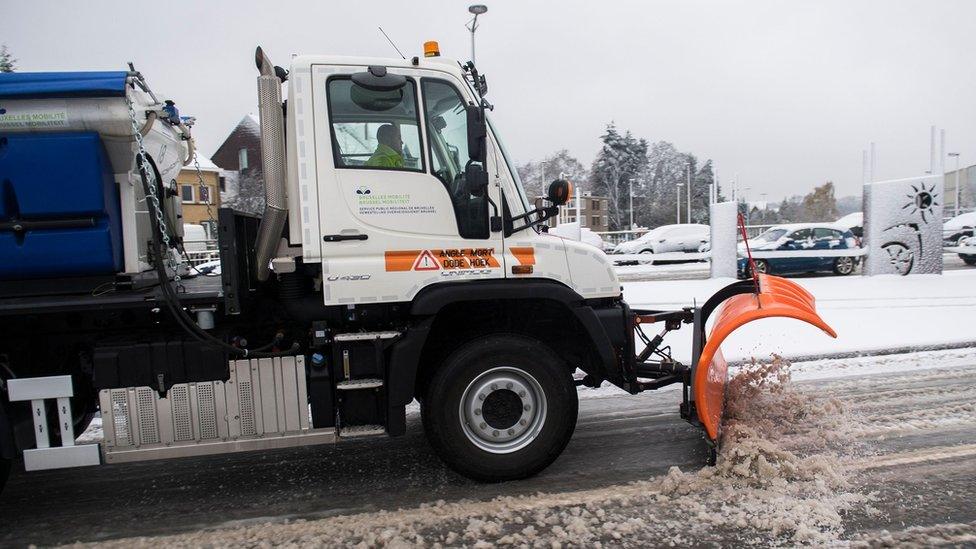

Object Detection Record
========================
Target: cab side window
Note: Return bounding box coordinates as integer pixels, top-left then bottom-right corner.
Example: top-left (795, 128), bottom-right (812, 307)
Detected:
top-left (422, 79), bottom-right (488, 239)
top-left (327, 77), bottom-right (424, 172)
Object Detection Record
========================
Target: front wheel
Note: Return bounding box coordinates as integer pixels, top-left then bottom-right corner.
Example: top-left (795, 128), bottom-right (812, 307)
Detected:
top-left (833, 256), bottom-right (856, 275)
top-left (0, 458), bottom-right (9, 495)
top-left (961, 255), bottom-right (976, 266)
top-left (422, 334), bottom-right (578, 482)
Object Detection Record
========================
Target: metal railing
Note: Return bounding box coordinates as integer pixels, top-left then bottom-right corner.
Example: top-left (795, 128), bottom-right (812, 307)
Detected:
top-left (595, 224), bottom-right (776, 246)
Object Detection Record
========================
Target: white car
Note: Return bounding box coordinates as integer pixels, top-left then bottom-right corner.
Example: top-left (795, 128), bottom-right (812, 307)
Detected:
top-left (834, 212), bottom-right (863, 238)
top-left (181, 223), bottom-right (210, 252)
top-left (944, 212), bottom-right (976, 247)
top-left (612, 224), bottom-right (709, 255)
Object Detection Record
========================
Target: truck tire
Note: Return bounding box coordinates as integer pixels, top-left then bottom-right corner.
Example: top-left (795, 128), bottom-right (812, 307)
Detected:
top-left (0, 458), bottom-right (9, 495)
top-left (0, 402), bottom-right (11, 495)
top-left (962, 254), bottom-right (976, 266)
top-left (422, 334), bottom-right (578, 482)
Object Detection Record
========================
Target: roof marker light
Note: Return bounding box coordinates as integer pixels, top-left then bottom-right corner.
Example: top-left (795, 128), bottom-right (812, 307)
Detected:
top-left (424, 41), bottom-right (441, 57)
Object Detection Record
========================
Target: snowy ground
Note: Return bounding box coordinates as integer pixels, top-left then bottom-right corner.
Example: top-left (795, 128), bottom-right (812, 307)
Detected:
top-left (5, 348), bottom-right (973, 546)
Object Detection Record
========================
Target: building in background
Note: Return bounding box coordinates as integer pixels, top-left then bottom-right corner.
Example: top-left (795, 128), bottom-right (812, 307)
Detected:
top-left (534, 192), bottom-right (610, 232)
top-left (213, 114), bottom-right (262, 203)
top-left (176, 154), bottom-right (221, 237)
top-left (944, 163), bottom-right (975, 216)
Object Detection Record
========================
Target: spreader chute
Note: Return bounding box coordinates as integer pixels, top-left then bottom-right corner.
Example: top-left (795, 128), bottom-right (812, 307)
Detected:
top-left (693, 274), bottom-right (837, 442)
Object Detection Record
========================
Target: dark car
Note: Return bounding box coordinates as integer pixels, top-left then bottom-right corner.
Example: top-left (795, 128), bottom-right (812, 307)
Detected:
top-left (738, 224), bottom-right (860, 277)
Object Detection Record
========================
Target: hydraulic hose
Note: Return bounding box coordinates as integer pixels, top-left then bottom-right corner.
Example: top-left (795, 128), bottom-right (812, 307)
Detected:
top-left (136, 156), bottom-right (297, 358)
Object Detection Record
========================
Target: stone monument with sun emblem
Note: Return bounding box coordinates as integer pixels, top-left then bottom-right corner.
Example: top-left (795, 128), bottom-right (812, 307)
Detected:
top-left (863, 174), bottom-right (944, 275)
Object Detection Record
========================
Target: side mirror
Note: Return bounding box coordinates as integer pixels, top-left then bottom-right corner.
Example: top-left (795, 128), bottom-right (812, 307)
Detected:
top-left (464, 162), bottom-right (489, 197)
top-left (466, 105), bottom-right (487, 163)
top-left (547, 179), bottom-right (572, 206)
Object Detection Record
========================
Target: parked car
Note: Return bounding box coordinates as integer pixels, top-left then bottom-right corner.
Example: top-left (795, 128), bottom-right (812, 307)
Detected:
top-left (612, 224), bottom-right (709, 255)
top-left (737, 224), bottom-right (860, 277)
top-left (181, 223), bottom-right (210, 252)
top-left (834, 212), bottom-right (863, 239)
top-left (957, 236), bottom-right (976, 266)
top-left (943, 212), bottom-right (976, 247)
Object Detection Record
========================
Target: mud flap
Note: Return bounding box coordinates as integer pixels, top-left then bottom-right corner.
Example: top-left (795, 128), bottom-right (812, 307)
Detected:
top-left (692, 274), bottom-right (837, 443)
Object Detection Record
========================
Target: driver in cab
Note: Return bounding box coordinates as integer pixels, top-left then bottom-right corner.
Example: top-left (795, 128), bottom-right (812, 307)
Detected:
top-left (366, 124), bottom-right (403, 168)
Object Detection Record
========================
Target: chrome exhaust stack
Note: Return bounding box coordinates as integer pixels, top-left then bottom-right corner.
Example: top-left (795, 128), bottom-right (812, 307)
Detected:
top-left (253, 46), bottom-right (288, 282)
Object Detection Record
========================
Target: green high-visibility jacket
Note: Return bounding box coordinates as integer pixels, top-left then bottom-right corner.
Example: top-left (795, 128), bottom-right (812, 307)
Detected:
top-left (366, 144), bottom-right (404, 168)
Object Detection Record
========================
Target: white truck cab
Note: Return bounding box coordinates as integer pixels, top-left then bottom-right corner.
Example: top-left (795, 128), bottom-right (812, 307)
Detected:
top-left (279, 51), bottom-right (618, 306)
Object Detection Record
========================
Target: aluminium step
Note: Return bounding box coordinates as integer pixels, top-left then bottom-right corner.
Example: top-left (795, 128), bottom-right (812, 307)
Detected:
top-left (336, 378), bottom-right (384, 390)
top-left (333, 331), bottom-right (401, 342)
top-left (339, 424), bottom-right (386, 438)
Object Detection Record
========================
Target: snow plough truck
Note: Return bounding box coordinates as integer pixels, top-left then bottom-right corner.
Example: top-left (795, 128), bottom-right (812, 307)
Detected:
top-left (0, 44), bottom-right (836, 491)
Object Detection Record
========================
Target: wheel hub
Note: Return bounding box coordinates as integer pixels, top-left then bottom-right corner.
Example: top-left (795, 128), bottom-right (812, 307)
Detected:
top-left (460, 366), bottom-right (548, 454)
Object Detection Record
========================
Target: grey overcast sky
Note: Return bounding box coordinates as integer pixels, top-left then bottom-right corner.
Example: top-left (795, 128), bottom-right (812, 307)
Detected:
top-left (3, 0), bottom-right (974, 201)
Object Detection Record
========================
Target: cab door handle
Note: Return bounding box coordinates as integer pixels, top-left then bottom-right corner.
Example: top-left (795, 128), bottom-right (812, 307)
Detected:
top-left (323, 234), bottom-right (368, 242)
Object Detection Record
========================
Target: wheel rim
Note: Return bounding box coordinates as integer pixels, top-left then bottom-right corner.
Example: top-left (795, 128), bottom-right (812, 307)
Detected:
top-left (459, 366), bottom-right (548, 454)
top-left (837, 257), bottom-right (854, 273)
top-left (755, 260), bottom-right (768, 273)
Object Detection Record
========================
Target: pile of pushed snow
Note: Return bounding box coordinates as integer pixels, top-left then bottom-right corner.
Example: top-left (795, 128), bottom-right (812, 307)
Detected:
top-left (657, 356), bottom-right (872, 544)
top-left (86, 357), bottom-right (875, 548)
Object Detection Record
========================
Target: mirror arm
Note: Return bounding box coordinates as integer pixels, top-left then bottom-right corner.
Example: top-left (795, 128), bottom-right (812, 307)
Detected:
top-left (510, 206), bottom-right (559, 234)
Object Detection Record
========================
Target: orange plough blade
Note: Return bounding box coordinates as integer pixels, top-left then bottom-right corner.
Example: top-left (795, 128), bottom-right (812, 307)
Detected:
top-left (694, 274), bottom-right (837, 442)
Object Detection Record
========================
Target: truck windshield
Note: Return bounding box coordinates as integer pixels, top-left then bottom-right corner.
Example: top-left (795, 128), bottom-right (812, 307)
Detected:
top-left (487, 118), bottom-right (531, 214)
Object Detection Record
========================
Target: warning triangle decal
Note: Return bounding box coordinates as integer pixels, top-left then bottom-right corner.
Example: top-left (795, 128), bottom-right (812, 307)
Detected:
top-left (413, 250), bottom-right (440, 271)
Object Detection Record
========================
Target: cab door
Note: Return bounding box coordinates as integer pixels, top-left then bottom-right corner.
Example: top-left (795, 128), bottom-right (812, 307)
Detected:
top-left (311, 67), bottom-right (503, 306)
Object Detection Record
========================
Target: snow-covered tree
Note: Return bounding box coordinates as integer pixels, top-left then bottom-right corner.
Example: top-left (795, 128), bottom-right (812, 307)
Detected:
top-left (589, 123), bottom-right (648, 230)
top-left (642, 141), bottom-right (715, 227)
top-left (0, 45), bottom-right (15, 73)
top-left (690, 160), bottom-right (717, 224)
top-left (516, 150), bottom-right (588, 199)
top-left (776, 196), bottom-right (804, 223)
top-left (223, 169), bottom-right (265, 215)
top-left (801, 181), bottom-right (838, 222)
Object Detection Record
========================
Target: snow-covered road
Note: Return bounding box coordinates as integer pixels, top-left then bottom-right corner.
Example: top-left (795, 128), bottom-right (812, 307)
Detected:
top-left (1, 348), bottom-right (974, 546)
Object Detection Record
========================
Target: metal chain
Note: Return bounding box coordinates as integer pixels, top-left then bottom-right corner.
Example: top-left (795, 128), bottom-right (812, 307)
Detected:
top-left (126, 98), bottom-right (184, 287)
top-left (193, 153), bottom-right (217, 229)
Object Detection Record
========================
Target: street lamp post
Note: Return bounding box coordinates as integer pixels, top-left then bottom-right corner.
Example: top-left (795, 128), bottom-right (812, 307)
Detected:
top-left (466, 5), bottom-right (488, 65)
top-left (686, 164), bottom-right (691, 224)
top-left (628, 178), bottom-right (635, 230)
top-left (571, 174), bottom-right (582, 242)
top-left (676, 183), bottom-right (683, 224)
